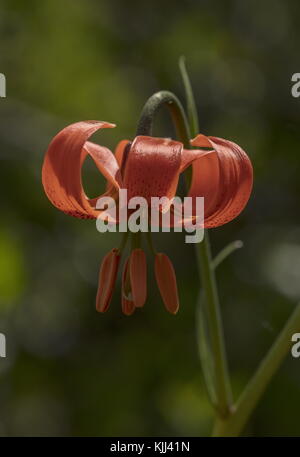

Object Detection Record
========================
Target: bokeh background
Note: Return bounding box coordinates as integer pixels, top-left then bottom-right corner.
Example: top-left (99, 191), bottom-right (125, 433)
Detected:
top-left (0, 0), bottom-right (300, 437)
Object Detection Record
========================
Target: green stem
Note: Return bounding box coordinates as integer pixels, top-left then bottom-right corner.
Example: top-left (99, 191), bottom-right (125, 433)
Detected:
top-left (118, 232), bottom-right (129, 253)
top-left (179, 58), bottom-right (233, 417)
top-left (212, 302), bottom-right (300, 436)
top-left (196, 236), bottom-right (233, 417)
top-left (179, 57), bottom-right (300, 436)
top-left (131, 231), bottom-right (141, 250)
top-left (136, 90), bottom-right (190, 148)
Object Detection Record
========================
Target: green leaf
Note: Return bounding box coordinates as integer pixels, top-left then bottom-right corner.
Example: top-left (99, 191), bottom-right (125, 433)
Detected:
top-left (178, 56), bottom-right (199, 138)
top-left (212, 240), bottom-right (243, 270)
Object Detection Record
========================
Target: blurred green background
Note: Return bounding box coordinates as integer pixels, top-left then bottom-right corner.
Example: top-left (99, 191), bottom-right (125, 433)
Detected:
top-left (0, 0), bottom-right (300, 437)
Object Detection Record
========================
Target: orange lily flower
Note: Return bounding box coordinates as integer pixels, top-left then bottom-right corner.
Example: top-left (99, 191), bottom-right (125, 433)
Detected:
top-left (42, 121), bottom-right (253, 314)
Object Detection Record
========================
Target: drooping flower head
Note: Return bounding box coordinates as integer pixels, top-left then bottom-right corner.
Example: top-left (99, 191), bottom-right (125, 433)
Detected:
top-left (42, 120), bottom-right (252, 314)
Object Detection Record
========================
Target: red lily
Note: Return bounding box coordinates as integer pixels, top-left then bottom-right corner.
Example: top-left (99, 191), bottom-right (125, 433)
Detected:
top-left (42, 121), bottom-right (253, 314)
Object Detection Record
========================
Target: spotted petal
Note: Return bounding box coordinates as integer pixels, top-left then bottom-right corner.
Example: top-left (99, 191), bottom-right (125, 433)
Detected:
top-left (42, 121), bottom-right (122, 219)
top-left (186, 134), bottom-right (253, 228)
top-left (123, 135), bottom-right (182, 212)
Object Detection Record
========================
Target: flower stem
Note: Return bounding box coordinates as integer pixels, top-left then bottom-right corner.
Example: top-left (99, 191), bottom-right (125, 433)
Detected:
top-left (136, 90), bottom-right (190, 148)
top-left (179, 57), bottom-right (300, 436)
top-left (131, 231), bottom-right (141, 250)
top-left (179, 58), bottom-right (233, 417)
top-left (195, 237), bottom-right (233, 417)
top-left (146, 231), bottom-right (157, 256)
top-left (118, 232), bottom-right (129, 253)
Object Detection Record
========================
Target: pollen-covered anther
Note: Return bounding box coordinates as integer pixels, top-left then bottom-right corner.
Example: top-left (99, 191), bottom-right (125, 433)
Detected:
top-left (129, 248), bottom-right (147, 308)
top-left (155, 253), bottom-right (179, 314)
top-left (96, 248), bottom-right (120, 312)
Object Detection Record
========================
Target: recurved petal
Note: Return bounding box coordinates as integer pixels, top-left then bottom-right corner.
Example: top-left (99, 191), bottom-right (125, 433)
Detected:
top-left (180, 148), bottom-right (214, 172)
top-left (42, 120), bottom-right (121, 219)
top-left (105, 140), bottom-right (131, 193)
top-left (114, 139), bottom-right (131, 168)
top-left (163, 147), bottom-right (213, 230)
top-left (84, 140), bottom-right (122, 190)
top-left (129, 249), bottom-right (147, 308)
top-left (155, 253), bottom-right (179, 314)
top-left (187, 134), bottom-right (253, 228)
top-left (123, 136), bottom-right (182, 211)
top-left (96, 248), bottom-right (120, 312)
top-left (121, 258), bottom-right (135, 316)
